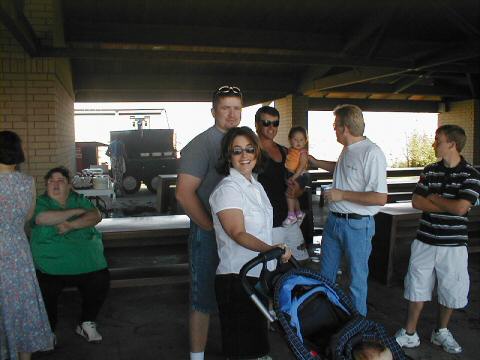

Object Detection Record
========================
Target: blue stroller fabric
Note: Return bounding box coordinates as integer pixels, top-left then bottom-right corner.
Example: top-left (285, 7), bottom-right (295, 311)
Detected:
top-left (278, 275), bottom-right (351, 342)
top-left (273, 267), bottom-right (405, 360)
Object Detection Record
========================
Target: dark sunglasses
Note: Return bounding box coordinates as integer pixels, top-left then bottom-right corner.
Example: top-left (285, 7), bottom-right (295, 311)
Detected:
top-left (261, 119), bottom-right (280, 127)
top-left (215, 85), bottom-right (242, 97)
top-left (231, 146), bottom-right (256, 156)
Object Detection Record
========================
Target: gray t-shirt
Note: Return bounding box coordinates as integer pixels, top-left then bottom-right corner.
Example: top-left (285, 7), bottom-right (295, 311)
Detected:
top-left (178, 125), bottom-right (224, 213)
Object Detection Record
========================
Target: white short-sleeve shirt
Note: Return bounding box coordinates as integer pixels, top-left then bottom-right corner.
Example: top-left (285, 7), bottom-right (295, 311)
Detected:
top-left (329, 138), bottom-right (388, 216)
top-left (209, 168), bottom-right (274, 277)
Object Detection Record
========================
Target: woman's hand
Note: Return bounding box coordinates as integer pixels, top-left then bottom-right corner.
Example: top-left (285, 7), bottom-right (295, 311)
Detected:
top-left (276, 243), bottom-right (292, 263)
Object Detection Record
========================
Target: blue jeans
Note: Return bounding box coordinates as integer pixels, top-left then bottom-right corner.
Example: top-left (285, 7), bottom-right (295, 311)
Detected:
top-left (319, 213), bottom-right (375, 315)
top-left (188, 222), bottom-right (219, 314)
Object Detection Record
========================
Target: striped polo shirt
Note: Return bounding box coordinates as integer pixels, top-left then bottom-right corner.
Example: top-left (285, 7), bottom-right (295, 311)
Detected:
top-left (414, 158), bottom-right (480, 246)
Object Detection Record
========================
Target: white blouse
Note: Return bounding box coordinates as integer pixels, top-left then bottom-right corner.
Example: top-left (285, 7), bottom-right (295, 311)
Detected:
top-left (209, 168), bottom-right (274, 277)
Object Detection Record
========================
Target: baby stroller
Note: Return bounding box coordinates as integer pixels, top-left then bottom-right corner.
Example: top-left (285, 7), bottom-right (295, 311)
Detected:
top-left (239, 248), bottom-right (405, 360)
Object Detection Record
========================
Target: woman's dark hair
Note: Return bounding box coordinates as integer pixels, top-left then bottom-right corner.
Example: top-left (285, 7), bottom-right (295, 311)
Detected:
top-left (0, 130), bottom-right (25, 165)
top-left (44, 166), bottom-right (71, 184)
top-left (216, 126), bottom-right (262, 176)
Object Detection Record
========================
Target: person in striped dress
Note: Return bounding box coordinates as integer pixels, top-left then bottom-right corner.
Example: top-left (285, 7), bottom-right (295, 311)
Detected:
top-left (395, 124), bottom-right (480, 354)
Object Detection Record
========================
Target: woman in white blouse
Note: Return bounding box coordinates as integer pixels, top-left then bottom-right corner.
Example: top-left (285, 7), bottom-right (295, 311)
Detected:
top-left (210, 126), bottom-right (291, 360)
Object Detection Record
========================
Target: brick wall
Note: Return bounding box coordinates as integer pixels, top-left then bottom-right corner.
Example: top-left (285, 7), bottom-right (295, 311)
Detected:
top-left (274, 96), bottom-right (292, 146)
top-left (438, 99), bottom-right (478, 164)
top-left (0, 0), bottom-right (75, 193)
top-left (274, 95), bottom-right (309, 147)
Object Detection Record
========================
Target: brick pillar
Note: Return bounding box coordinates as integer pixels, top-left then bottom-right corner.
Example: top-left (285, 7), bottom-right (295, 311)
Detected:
top-left (438, 99), bottom-right (479, 164)
top-left (0, 0), bottom-right (75, 192)
top-left (274, 94), bottom-right (309, 146)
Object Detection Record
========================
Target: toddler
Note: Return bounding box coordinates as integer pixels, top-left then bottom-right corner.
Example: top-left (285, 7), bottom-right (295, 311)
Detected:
top-left (283, 126), bottom-right (309, 227)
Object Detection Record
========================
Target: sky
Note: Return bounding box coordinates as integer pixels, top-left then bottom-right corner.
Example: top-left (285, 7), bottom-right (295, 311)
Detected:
top-left (75, 102), bottom-right (438, 166)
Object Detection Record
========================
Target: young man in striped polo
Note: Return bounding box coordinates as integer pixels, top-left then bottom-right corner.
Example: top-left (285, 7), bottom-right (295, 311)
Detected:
top-left (395, 124), bottom-right (480, 354)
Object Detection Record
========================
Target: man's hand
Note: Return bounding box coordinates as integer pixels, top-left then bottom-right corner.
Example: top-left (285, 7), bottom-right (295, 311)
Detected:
top-left (56, 221), bottom-right (74, 234)
top-left (325, 188), bottom-right (343, 202)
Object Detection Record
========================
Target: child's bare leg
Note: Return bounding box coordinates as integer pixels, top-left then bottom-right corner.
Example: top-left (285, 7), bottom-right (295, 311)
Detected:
top-left (287, 196), bottom-right (296, 213)
top-left (294, 199), bottom-right (301, 212)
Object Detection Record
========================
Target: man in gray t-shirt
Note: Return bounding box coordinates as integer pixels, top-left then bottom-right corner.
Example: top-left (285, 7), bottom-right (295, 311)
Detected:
top-left (176, 86), bottom-right (242, 360)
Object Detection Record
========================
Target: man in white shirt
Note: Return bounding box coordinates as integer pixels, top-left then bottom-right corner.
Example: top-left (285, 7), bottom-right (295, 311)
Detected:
top-left (310, 104), bottom-right (387, 315)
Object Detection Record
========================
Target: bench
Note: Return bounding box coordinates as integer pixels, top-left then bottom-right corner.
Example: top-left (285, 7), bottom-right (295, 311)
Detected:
top-left (370, 203), bottom-right (480, 286)
top-left (94, 215), bottom-right (191, 287)
top-left (97, 215), bottom-right (190, 247)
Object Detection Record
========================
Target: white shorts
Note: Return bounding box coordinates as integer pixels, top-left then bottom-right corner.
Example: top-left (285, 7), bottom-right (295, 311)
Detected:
top-left (272, 225), bottom-right (309, 261)
top-left (404, 239), bottom-right (469, 309)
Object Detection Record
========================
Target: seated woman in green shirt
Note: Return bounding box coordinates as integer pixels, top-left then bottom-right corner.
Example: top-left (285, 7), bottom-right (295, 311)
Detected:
top-left (30, 166), bottom-right (109, 344)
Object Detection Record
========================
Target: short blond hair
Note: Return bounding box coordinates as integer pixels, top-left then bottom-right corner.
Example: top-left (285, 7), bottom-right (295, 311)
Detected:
top-left (333, 104), bottom-right (365, 136)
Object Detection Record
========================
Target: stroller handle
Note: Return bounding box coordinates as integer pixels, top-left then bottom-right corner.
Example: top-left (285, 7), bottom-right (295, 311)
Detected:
top-left (239, 247), bottom-right (284, 295)
top-left (239, 247), bottom-right (285, 323)
top-left (239, 247), bottom-right (301, 323)
top-left (240, 247), bottom-right (301, 295)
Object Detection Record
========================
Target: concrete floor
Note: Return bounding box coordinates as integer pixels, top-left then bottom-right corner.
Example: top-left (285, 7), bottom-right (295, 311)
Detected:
top-left (35, 189), bottom-right (479, 359)
top-left (32, 253), bottom-right (479, 360)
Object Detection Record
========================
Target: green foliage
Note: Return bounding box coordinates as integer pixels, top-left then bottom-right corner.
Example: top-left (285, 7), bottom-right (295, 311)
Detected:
top-left (393, 131), bottom-right (437, 168)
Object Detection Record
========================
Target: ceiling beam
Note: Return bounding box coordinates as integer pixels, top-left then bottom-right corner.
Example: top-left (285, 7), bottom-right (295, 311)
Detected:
top-left (317, 83), bottom-right (470, 98)
top-left (342, 3), bottom-right (397, 58)
top-left (0, 0), bottom-right (39, 56)
top-left (466, 73), bottom-right (479, 99)
top-left (74, 89), bottom-right (286, 106)
top-left (302, 49), bottom-right (479, 93)
top-left (40, 45), bottom-right (417, 69)
top-left (430, 0), bottom-right (480, 40)
top-left (64, 21), bottom-right (346, 52)
top-left (74, 73), bottom-right (296, 91)
top-left (309, 98), bottom-right (441, 113)
top-left (64, 21), bottom-right (459, 55)
top-left (309, 68), bottom-right (404, 91)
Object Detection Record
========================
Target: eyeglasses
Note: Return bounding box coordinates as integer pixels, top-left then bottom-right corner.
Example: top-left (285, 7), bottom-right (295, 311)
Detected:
top-left (214, 86), bottom-right (242, 97)
top-left (231, 146), bottom-right (256, 156)
top-left (261, 120), bottom-right (280, 127)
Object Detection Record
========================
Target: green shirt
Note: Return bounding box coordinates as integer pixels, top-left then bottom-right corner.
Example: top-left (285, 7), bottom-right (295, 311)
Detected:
top-left (30, 191), bottom-right (108, 275)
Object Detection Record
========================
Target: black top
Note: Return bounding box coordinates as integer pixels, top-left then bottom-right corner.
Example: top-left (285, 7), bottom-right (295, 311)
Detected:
top-left (258, 144), bottom-right (288, 228)
top-left (414, 158), bottom-right (480, 246)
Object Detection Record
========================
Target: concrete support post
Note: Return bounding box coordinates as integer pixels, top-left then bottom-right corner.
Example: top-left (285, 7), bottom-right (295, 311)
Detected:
top-left (438, 99), bottom-right (479, 165)
top-left (274, 94), bottom-right (309, 146)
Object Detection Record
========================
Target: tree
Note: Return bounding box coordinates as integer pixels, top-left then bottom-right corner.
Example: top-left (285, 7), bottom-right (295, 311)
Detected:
top-left (394, 130), bottom-right (437, 167)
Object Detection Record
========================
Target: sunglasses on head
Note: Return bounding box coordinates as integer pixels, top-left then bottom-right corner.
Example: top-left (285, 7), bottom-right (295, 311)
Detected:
top-left (261, 119), bottom-right (280, 127)
top-left (215, 85), bottom-right (242, 97)
top-left (231, 146), bottom-right (256, 156)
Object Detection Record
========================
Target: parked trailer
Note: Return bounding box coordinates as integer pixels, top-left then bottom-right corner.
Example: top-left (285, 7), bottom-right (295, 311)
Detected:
top-left (110, 129), bottom-right (178, 193)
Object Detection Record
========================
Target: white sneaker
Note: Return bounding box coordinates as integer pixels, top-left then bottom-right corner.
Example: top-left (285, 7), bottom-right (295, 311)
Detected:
top-left (76, 321), bottom-right (102, 342)
top-left (431, 328), bottom-right (462, 354)
top-left (395, 328), bottom-right (420, 348)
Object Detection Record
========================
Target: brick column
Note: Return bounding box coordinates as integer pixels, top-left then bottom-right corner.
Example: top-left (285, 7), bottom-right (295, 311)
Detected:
top-left (438, 99), bottom-right (479, 164)
top-left (0, 0), bottom-right (75, 192)
top-left (274, 94), bottom-right (309, 146)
